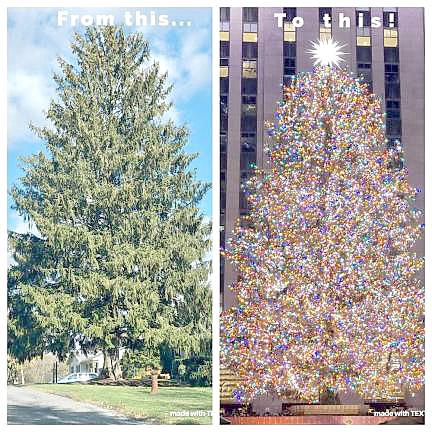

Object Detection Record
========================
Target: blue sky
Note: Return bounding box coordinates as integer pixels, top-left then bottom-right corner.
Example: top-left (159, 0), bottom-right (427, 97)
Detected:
top-left (8, 7), bottom-right (212, 233)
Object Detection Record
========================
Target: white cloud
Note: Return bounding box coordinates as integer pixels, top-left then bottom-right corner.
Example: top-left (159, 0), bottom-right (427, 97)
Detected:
top-left (8, 70), bottom-right (55, 144)
top-left (152, 27), bottom-right (211, 106)
top-left (9, 211), bottom-right (40, 237)
top-left (8, 9), bottom-right (71, 148)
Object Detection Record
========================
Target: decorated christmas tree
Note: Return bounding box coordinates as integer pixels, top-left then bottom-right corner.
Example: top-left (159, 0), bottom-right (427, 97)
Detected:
top-left (220, 40), bottom-right (424, 404)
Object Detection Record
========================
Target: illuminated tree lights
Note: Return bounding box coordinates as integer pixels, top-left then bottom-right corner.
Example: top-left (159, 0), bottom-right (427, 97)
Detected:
top-left (220, 65), bottom-right (424, 404)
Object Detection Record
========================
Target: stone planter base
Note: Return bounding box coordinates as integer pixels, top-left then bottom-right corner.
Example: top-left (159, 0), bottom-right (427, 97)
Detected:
top-left (226, 415), bottom-right (389, 425)
top-left (289, 404), bottom-right (362, 416)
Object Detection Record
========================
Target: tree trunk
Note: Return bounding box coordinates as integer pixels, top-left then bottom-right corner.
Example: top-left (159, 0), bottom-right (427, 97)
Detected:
top-left (150, 371), bottom-right (159, 394)
top-left (100, 348), bottom-right (122, 380)
top-left (20, 364), bottom-right (25, 385)
top-left (110, 348), bottom-right (122, 380)
top-left (100, 349), bottom-right (114, 379)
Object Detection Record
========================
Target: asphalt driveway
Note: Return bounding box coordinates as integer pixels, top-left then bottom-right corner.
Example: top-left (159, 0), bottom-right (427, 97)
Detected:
top-left (7, 385), bottom-right (142, 425)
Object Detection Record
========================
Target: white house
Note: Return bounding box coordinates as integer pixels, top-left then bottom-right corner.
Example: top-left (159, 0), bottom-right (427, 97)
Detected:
top-left (68, 349), bottom-right (126, 375)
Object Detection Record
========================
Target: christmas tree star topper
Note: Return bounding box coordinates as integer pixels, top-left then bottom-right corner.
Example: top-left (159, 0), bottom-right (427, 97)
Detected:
top-left (308, 38), bottom-right (347, 68)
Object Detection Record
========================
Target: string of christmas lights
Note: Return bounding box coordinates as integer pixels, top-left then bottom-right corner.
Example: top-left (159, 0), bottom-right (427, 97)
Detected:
top-left (220, 65), bottom-right (424, 403)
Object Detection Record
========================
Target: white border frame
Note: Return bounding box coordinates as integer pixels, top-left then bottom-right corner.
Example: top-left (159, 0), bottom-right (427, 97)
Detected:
top-left (1, 1), bottom-right (431, 431)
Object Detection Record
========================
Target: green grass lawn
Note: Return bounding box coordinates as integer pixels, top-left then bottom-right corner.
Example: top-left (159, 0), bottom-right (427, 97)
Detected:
top-left (30, 384), bottom-right (212, 424)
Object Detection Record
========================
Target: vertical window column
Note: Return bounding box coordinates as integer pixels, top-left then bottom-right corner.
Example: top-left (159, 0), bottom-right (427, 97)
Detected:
top-left (220, 7), bottom-right (230, 41)
top-left (240, 7), bottom-right (258, 220)
top-left (383, 9), bottom-right (402, 168)
top-left (219, 7), bottom-right (230, 295)
top-left (356, 8), bottom-right (371, 46)
top-left (355, 9), bottom-right (372, 91)
top-left (319, 7), bottom-right (332, 41)
top-left (283, 8), bottom-right (297, 87)
top-left (356, 46), bottom-right (372, 91)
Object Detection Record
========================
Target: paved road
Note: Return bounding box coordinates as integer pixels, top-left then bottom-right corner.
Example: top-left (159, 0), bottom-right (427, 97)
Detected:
top-left (7, 385), bottom-right (143, 425)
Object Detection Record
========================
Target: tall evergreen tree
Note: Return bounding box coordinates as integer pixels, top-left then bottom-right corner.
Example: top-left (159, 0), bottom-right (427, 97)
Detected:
top-left (9, 26), bottom-right (211, 379)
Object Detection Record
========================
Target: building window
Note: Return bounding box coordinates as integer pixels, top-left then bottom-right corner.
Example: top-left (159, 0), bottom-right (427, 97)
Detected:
top-left (384, 46), bottom-right (399, 63)
top-left (220, 138), bottom-right (227, 171)
top-left (384, 28), bottom-right (398, 47)
top-left (220, 41), bottom-right (229, 77)
top-left (241, 115), bottom-right (257, 132)
top-left (220, 77), bottom-right (229, 94)
top-left (220, 113), bottom-right (228, 132)
top-left (284, 57), bottom-right (296, 76)
top-left (220, 7), bottom-right (230, 41)
top-left (282, 9), bottom-right (297, 86)
top-left (242, 42), bottom-right (258, 59)
top-left (385, 63), bottom-right (399, 83)
top-left (241, 133), bottom-right (257, 152)
top-left (383, 10), bottom-right (398, 27)
top-left (283, 8), bottom-right (296, 42)
top-left (356, 46), bottom-right (372, 91)
top-left (243, 7), bottom-right (258, 23)
top-left (319, 7), bottom-right (332, 41)
top-left (383, 10), bottom-right (398, 47)
top-left (385, 82), bottom-right (400, 99)
top-left (356, 9), bottom-right (371, 46)
top-left (386, 100), bottom-right (400, 119)
top-left (241, 95), bottom-right (256, 115)
top-left (242, 60), bottom-right (257, 78)
top-left (283, 22), bottom-right (296, 42)
top-left (220, 41), bottom-right (230, 59)
top-left (283, 42), bottom-right (296, 86)
top-left (241, 78), bottom-right (257, 95)
top-left (243, 7), bottom-right (258, 42)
